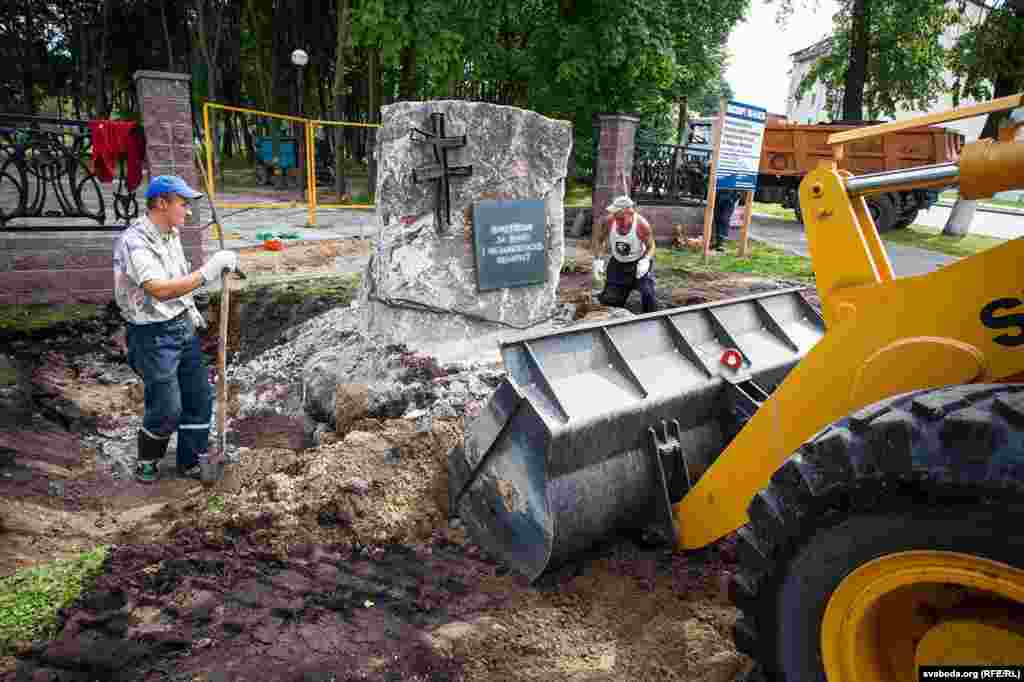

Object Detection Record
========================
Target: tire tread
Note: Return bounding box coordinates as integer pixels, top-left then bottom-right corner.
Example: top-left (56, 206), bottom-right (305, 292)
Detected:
top-left (730, 384), bottom-right (1024, 679)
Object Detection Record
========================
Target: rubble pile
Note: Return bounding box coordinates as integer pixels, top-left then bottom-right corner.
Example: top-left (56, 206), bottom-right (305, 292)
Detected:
top-left (225, 301), bottom-right (586, 450)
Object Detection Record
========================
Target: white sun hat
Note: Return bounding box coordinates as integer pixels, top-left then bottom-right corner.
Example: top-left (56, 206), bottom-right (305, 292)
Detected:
top-left (605, 195), bottom-right (635, 213)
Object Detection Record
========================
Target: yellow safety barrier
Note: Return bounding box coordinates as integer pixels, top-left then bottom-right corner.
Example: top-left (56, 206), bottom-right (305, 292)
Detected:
top-left (201, 101), bottom-right (381, 227)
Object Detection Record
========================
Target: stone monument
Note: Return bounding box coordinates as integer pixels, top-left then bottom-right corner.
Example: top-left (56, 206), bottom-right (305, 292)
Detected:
top-left (357, 100), bottom-right (573, 364)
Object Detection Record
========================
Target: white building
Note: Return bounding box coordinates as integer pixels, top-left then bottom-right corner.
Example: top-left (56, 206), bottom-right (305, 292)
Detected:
top-left (785, 1), bottom-right (990, 141)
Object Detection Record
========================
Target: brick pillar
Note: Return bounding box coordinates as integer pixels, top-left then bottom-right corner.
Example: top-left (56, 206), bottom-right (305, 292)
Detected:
top-left (133, 70), bottom-right (206, 268)
top-left (591, 113), bottom-right (639, 247)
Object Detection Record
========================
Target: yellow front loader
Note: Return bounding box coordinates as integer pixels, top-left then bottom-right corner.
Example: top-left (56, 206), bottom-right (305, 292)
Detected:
top-left (449, 96), bottom-right (1024, 681)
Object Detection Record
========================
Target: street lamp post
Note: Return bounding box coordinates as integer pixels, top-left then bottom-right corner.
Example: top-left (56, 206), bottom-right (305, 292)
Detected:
top-left (291, 48), bottom-right (309, 199)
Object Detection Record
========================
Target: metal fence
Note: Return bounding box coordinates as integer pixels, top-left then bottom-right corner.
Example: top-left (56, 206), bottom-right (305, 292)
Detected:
top-left (201, 101), bottom-right (380, 228)
top-left (0, 113), bottom-right (141, 231)
top-left (630, 140), bottom-right (712, 205)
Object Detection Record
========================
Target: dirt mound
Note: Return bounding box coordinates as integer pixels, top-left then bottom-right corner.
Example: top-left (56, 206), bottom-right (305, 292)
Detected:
top-left (141, 417), bottom-right (463, 555)
top-left (3, 240), bottom-right (793, 681)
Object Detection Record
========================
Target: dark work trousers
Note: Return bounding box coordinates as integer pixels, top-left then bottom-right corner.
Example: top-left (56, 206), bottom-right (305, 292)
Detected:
top-left (713, 190), bottom-right (741, 248)
top-left (598, 257), bottom-right (658, 313)
top-left (126, 312), bottom-right (212, 470)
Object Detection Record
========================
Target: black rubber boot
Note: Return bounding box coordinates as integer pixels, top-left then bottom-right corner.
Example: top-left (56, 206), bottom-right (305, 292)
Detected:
top-left (135, 430), bottom-right (170, 484)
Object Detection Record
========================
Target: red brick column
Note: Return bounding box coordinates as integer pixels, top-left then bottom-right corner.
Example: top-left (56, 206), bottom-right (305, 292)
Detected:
top-left (133, 70), bottom-right (206, 268)
top-left (591, 114), bottom-right (638, 245)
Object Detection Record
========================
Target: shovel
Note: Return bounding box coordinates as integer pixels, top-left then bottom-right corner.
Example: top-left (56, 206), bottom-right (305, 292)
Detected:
top-left (194, 157), bottom-right (242, 483)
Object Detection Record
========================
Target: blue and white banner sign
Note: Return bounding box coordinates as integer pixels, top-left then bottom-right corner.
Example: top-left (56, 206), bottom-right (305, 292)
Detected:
top-left (714, 100), bottom-right (767, 192)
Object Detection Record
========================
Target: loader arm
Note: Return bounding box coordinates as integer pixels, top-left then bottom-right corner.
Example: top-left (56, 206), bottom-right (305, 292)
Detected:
top-left (449, 97), bottom-right (1024, 582)
top-left (673, 135), bottom-right (1024, 549)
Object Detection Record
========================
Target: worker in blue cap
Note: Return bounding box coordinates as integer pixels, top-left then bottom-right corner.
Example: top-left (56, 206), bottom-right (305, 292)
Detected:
top-left (112, 175), bottom-right (238, 483)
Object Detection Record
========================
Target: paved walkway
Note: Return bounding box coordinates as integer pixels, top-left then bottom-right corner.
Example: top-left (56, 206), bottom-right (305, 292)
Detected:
top-left (748, 214), bottom-right (956, 277)
top-left (208, 203), bottom-right (377, 250)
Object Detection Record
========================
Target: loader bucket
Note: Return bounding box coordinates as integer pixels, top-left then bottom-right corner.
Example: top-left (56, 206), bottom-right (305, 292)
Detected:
top-left (448, 287), bottom-right (826, 581)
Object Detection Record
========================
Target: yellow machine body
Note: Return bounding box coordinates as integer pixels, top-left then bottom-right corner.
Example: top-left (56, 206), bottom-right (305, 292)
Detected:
top-left (673, 141), bottom-right (1024, 549)
top-left (450, 96), bottom-right (1024, 680)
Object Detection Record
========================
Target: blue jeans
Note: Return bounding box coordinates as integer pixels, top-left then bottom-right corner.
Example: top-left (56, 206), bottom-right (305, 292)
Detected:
top-left (126, 313), bottom-right (212, 470)
top-left (599, 258), bottom-right (658, 313)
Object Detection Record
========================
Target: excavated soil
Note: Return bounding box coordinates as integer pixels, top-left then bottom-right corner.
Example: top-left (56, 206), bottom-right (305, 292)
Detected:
top-left (0, 242), bottom-right (810, 681)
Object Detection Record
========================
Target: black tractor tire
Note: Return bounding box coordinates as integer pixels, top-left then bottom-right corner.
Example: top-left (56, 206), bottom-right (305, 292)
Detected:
top-left (792, 201), bottom-right (803, 225)
top-left (865, 192), bottom-right (899, 232)
top-left (891, 208), bottom-right (919, 230)
top-left (730, 383), bottom-right (1024, 682)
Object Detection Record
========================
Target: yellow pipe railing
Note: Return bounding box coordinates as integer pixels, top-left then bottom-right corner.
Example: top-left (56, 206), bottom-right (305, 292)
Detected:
top-left (201, 101), bottom-right (381, 224)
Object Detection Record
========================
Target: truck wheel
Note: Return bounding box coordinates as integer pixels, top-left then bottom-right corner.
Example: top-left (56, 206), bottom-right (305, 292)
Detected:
top-left (891, 208), bottom-right (919, 230)
top-left (731, 384), bottom-right (1024, 682)
top-left (865, 193), bottom-right (899, 232)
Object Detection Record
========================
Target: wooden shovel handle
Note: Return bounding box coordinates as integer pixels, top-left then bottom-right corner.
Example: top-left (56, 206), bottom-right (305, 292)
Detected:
top-left (217, 273), bottom-right (230, 458)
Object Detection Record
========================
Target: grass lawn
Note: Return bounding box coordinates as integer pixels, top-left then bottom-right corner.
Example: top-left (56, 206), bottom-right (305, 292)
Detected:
top-left (565, 179), bottom-right (593, 207)
top-left (0, 547), bottom-right (109, 654)
top-left (751, 201), bottom-right (797, 221)
top-left (0, 304), bottom-right (103, 336)
top-left (939, 191), bottom-right (1024, 211)
top-left (658, 240), bottom-right (815, 283)
top-left (882, 224), bottom-right (1006, 257)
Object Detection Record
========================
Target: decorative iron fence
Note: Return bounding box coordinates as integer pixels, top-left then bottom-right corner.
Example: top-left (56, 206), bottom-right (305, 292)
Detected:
top-left (0, 114), bottom-right (141, 231)
top-left (630, 140), bottom-right (713, 205)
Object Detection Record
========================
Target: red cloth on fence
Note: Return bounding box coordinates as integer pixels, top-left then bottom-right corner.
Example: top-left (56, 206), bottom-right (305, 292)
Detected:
top-left (88, 120), bottom-right (146, 191)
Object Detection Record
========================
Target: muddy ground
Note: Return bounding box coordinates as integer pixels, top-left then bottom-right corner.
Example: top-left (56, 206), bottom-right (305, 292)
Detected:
top-left (0, 239), bottom-right (815, 681)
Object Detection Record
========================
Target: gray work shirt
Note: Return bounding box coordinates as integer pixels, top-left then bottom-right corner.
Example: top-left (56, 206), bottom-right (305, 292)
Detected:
top-left (113, 214), bottom-right (204, 328)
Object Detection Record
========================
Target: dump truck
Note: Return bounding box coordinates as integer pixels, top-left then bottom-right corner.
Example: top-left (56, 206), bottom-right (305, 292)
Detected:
top-left (755, 118), bottom-right (965, 231)
top-left (450, 96), bottom-right (1024, 680)
top-left (675, 115), bottom-right (965, 232)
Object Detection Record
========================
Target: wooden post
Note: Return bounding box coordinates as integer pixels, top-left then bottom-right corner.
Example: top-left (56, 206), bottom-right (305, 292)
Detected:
top-left (738, 190), bottom-right (754, 257)
top-left (701, 98), bottom-right (727, 264)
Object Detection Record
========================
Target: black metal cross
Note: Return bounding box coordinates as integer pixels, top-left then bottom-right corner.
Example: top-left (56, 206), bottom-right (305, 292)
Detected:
top-left (410, 112), bottom-right (472, 233)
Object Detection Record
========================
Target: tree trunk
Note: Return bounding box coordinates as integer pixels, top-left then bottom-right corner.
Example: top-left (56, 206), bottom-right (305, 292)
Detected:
top-left (676, 96), bottom-right (689, 144)
top-left (195, 0), bottom-right (228, 179)
top-left (333, 0), bottom-right (351, 200)
top-left (243, 0), bottom-right (272, 111)
top-left (944, 51), bottom-right (1022, 237)
top-left (842, 0), bottom-right (870, 122)
top-left (367, 47), bottom-right (379, 197)
top-left (160, 2), bottom-right (175, 70)
top-left (399, 44), bottom-right (417, 100)
top-left (73, 19), bottom-right (85, 119)
top-left (942, 198), bottom-right (976, 236)
top-left (980, 73), bottom-right (1017, 140)
top-left (670, 96), bottom-right (688, 195)
top-left (97, 0), bottom-right (112, 118)
top-left (22, 0), bottom-right (36, 114)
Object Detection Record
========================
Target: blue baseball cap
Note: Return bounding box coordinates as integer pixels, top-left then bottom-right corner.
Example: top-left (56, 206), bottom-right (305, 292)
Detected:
top-left (145, 175), bottom-right (204, 200)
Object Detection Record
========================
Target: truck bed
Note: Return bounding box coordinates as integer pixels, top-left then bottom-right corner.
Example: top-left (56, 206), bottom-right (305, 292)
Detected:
top-left (759, 122), bottom-right (964, 176)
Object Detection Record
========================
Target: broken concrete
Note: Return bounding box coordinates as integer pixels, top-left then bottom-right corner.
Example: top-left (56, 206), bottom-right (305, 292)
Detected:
top-left (358, 100), bottom-right (573, 364)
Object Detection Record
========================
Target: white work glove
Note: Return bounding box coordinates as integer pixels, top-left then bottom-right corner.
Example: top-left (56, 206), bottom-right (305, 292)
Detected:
top-left (635, 256), bottom-right (651, 279)
top-left (200, 250), bottom-right (238, 284)
top-left (592, 257), bottom-right (606, 277)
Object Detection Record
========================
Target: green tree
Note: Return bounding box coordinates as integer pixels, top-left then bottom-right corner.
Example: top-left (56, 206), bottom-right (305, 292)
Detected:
top-left (948, 0), bottom-right (1024, 136)
top-left (790, 0), bottom-right (956, 121)
top-left (688, 77), bottom-right (735, 118)
top-left (943, 0), bottom-right (1023, 235)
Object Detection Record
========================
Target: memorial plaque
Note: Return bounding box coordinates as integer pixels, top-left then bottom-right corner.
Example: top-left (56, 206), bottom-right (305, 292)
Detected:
top-left (472, 199), bottom-right (548, 292)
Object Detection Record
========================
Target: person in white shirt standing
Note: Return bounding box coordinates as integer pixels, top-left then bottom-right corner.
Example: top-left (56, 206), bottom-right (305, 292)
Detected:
top-left (112, 175), bottom-right (238, 483)
top-left (591, 195), bottom-right (658, 313)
